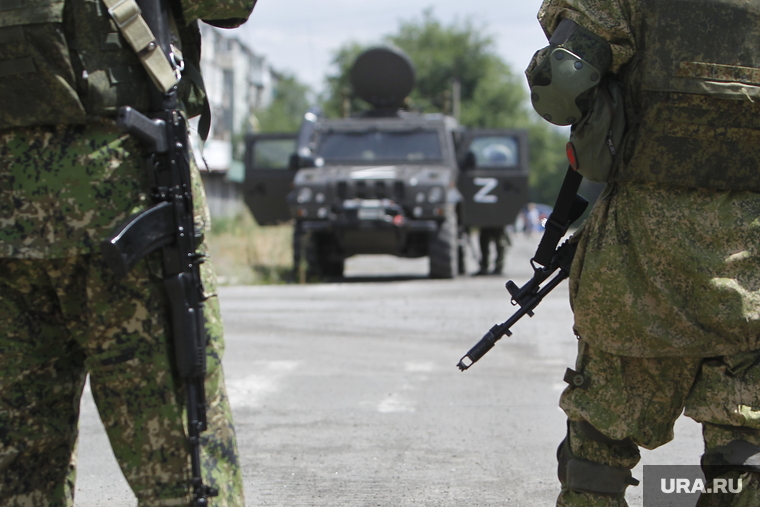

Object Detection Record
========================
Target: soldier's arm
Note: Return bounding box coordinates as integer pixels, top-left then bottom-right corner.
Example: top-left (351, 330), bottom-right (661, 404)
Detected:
top-left (175, 0), bottom-right (257, 27)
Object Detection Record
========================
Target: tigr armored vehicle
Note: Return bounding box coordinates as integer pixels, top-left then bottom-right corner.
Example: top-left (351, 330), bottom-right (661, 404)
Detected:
top-left (243, 47), bottom-right (530, 279)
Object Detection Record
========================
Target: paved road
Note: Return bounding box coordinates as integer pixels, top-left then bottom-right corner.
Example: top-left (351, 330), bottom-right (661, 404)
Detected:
top-left (75, 233), bottom-right (702, 506)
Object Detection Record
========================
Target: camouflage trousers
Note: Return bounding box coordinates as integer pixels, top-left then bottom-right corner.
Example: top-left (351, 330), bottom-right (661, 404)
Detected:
top-left (558, 340), bottom-right (760, 507)
top-left (0, 253), bottom-right (244, 507)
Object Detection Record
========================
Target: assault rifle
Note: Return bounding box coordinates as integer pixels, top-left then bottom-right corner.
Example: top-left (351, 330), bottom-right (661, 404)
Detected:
top-left (100, 0), bottom-right (216, 504)
top-left (457, 168), bottom-right (588, 371)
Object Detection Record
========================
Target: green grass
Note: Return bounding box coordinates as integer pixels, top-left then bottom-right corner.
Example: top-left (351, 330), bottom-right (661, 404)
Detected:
top-left (206, 209), bottom-right (294, 285)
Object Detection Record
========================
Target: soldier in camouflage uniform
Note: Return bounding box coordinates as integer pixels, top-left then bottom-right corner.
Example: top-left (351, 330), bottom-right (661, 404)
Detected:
top-left (526, 0), bottom-right (760, 505)
top-left (0, 0), bottom-right (255, 505)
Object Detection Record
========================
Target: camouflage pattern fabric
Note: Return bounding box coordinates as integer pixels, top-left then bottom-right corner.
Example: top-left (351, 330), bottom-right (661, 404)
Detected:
top-left (0, 122), bottom-right (152, 258)
top-left (179, 0), bottom-right (256, 27)
top-left (569, 182), bottom-right (760, 358)
top-left (0, 122), bottom-right (243, 505)
top-left (0, 1), bottom-right (254, 503)
top-left (559, 341), bottom-right (760, 506)
top-left (0, 251), bottom-right (244, 507)
top-left (537, 0), bottom-right (638, 74)
top-left (533, 0), bottom-right (760, 359)
top-left (0, 121), bottom-right (211, 259)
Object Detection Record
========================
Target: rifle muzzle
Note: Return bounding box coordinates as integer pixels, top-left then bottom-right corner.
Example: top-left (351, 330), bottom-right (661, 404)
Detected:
top-left (457, 324), bottom-right (510, 371)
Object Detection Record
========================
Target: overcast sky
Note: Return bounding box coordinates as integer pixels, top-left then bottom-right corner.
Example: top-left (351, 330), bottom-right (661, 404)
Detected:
top-left (229, 0), bottom-right (549, 95)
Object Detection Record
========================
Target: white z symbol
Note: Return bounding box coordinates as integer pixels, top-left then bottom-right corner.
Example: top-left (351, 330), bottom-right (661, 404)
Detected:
top-left (473, 177), bottom-right (498, 203)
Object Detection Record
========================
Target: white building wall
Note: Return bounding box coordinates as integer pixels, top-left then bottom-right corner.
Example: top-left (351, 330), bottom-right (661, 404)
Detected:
top-left (190, 23), bottom-right (276, 219)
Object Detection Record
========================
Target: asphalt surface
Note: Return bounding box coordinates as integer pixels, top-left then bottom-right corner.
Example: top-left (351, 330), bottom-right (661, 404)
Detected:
top-left (75, 233), bottom-right (703, 506)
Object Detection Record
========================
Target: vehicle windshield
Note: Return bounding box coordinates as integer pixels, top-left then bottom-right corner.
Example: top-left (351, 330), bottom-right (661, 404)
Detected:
top-left (316, 129), bottom-right (443, 164)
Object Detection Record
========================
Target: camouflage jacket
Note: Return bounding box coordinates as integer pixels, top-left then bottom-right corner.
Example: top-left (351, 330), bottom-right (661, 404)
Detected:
top-left (534, 0), bottom-right (760, 357)
top-left (0, 0), bottom-right (254, 258)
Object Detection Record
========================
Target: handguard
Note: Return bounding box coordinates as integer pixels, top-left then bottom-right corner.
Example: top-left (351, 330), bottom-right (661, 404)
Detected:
top-left (458, 167), bottom-right (588, 371)
top-left (457, 240), bottom-right (578, 371)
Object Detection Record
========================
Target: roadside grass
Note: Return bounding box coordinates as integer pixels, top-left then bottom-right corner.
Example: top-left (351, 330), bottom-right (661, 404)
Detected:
top-left (207, 209), bottom-right (293, 285)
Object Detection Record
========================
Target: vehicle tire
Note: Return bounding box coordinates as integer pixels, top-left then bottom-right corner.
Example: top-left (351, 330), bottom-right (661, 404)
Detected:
top-left (321, 233), bottom-right (345, 278)
top-left (293, 222), bottom-right (305, 283)
top-left (321, 256), bottom-right (345, 278)
top-left (305, 232), bottom-right (344, 279)
top-left (429, 205), bottom-right (458, 279)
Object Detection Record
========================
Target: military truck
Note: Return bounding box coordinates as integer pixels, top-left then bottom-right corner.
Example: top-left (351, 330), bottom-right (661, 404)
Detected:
top-left (243, 47), bottom-right (530, 279)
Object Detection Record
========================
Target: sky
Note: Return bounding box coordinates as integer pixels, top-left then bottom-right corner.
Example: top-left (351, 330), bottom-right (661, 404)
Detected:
top-left (228, 0), bottom-right (549, 96)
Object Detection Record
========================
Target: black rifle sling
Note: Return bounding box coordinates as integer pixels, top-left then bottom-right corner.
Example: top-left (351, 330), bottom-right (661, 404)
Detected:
top-left (533, 166), bottom-right (586, 267)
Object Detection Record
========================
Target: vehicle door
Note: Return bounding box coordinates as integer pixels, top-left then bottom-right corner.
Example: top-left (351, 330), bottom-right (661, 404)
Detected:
top-left (243, 133), bottom-right (297, 225)
top-left (457, 129), bottom-right (530, 228)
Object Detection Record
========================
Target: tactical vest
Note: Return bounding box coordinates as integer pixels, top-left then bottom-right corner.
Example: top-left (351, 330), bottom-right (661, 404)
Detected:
top-left (613, 0), bottom-right (760, 190)
top-left (0, 0), bottom-right (205, 130)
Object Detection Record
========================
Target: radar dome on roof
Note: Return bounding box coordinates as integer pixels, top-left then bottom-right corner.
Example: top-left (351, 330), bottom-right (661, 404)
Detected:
top-left (349, 46), bottom-right (416, 109)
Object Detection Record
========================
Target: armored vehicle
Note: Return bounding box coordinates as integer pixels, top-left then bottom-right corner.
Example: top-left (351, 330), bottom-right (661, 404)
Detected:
top-left (243, 47), bottom-right (530, 279)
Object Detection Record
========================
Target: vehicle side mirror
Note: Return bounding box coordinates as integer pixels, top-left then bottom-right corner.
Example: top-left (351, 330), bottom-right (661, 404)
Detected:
top-left (289, 153), bottom-right (316, 170)
top-left (460, 151), bottom-right (476, 171)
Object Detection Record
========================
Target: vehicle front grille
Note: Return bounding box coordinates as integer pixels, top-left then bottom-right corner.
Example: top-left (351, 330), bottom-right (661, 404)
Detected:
top-left (375, 181), bottom-right (387, 199)
top-left (335, 179), bottom-right (404, 201)
top-left (337, 181), bottom-right (348, 200)
top-left (393, 180), bottom-right (404, 201)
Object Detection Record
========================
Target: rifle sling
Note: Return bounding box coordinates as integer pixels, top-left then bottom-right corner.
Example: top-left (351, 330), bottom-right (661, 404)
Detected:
top-left (101, 0), bottom-right (178, 93)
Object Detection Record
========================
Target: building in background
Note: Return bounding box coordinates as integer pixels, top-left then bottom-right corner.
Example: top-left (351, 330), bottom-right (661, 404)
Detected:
top-left (191, 23), bottom-right (275, 219)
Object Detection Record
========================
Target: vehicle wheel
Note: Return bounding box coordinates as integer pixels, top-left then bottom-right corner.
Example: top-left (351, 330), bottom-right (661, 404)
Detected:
top-left (293, 222), bottom-right (305, 283)
top-left (428, 205), bottom-right (458, 279)
top-left (321, 233), bottom-right (345, 278)
top-left (305, 233), bottom-right (344, 279)
top-left (321, 256), bottom-right (345, 278)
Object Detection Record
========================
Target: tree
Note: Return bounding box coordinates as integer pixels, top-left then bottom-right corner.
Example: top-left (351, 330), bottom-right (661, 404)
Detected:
top-left (321, 9), bottom-right (568, 205)
top-left (322, 43), bottom-right (371, 118)
top-left (255, 72), bottom-right (311, 133)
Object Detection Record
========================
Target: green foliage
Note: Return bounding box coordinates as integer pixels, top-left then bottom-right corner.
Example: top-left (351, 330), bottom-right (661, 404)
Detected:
top-left (207, 208), bottom-right (294, 285)
top-left (320, 8), bottom-right (568, 206)
top-left (322, 43), bottom-right (372, 118)
top-left (256, 73), bottom-right (311, 133)
top-left (389, 10), bottom-right (517, 117)
top-left (525, 123), bottom-right (569, 205)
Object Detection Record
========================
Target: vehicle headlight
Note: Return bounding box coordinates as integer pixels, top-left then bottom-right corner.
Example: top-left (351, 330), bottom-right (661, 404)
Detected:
top-left (416, 191), bottom-right (426, 204)
top-left (315, 192), bottom-right (326, 203)
top-left (427, 186), bottom-right (444, 203)
top-left (297, 187), bottom-right (313, 204)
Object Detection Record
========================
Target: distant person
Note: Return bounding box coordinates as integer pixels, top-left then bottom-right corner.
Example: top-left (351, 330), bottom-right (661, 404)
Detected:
top-left (524, 202), bottom-right (541, 236)
top-left (477, 227), bottom-right (511, 275)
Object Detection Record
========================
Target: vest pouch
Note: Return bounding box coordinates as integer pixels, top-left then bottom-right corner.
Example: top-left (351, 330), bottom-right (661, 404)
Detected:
top-left (566, 78), bottom-right (625, 183)
top-left (0, 7), bottom-right (87, 129)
